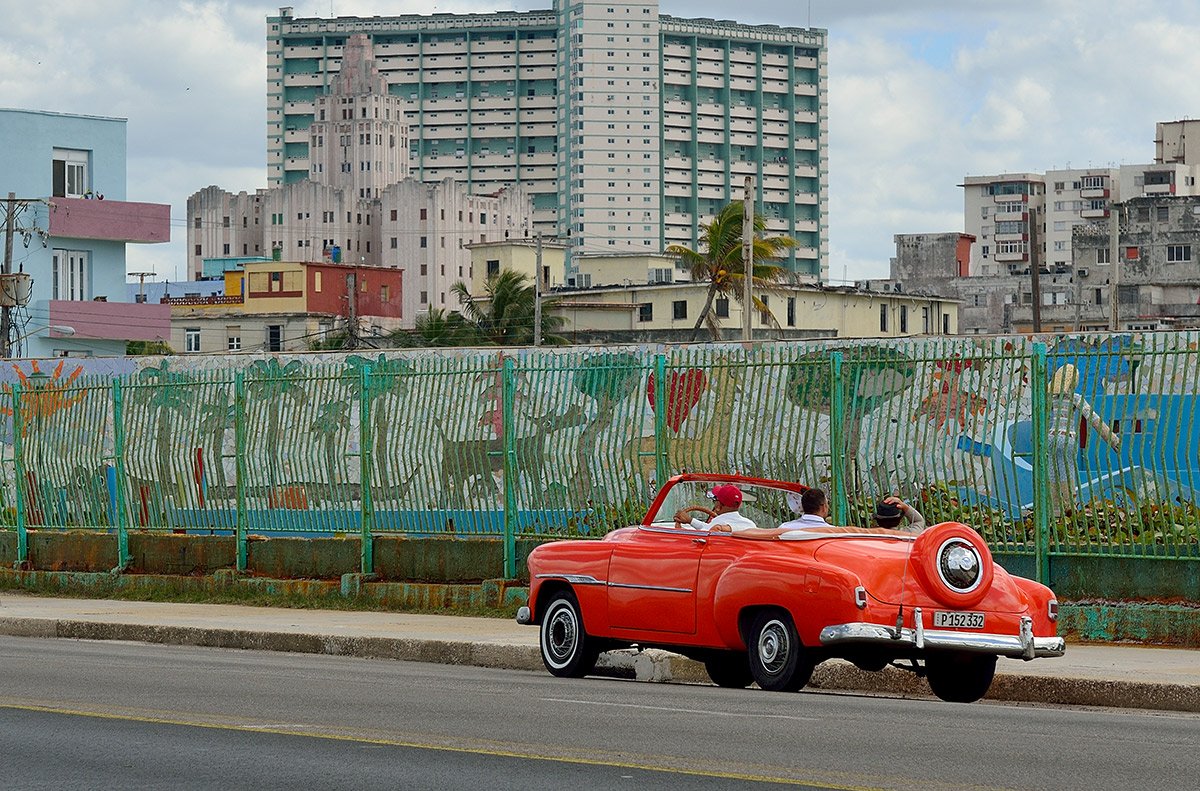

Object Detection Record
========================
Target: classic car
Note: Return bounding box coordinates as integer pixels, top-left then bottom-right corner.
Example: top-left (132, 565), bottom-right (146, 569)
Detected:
top-left (517, 473), bottom-right (1065, 703)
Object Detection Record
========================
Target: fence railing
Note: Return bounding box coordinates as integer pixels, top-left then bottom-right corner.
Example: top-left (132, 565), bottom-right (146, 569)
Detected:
top-left (2, 334), bottom-right (1198, 580)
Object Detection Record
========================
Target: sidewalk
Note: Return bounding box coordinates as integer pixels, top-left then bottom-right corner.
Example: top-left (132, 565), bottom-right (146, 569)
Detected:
top-left (2, 593), bottom-right (1197, 712)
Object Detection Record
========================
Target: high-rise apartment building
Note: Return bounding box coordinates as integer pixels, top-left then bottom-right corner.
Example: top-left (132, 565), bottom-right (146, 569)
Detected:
top-left (266, 2), bottom-right (828, 278)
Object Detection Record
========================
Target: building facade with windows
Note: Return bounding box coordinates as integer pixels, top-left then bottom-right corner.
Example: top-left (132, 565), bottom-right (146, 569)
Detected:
top-left (189, 35), bottom-right (533, 323)
top-left (0, 108), bottom-right (171, 358)
top-left (1064, 195), bottom-right (1200, 332)
top-left (265, 1), bottom-right (827, 279)
top-left (463, 241), bottom-right (954, 342)
top-left (165, 260), bottom-right (403, 354)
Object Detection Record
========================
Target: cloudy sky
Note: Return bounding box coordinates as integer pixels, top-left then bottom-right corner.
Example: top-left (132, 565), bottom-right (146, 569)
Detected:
top-left (2, 0), bottom-right (1198, 283)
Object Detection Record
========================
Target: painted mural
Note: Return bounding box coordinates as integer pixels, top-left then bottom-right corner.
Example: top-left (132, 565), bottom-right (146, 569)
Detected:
top-left (1, 332), bottom-right (1198, 553)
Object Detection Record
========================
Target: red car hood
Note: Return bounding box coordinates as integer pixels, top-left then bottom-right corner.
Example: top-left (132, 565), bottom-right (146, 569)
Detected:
top-left (812, 537), bottom-right (1029, 612)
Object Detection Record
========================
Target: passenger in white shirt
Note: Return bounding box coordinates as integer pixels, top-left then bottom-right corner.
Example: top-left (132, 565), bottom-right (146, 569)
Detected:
top-left (777, 488), bottom-right (831, 530)
top-left (673, 484), bottom-right (758, 532)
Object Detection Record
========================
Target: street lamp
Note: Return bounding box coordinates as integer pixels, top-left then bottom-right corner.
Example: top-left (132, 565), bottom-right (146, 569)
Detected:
top-left (6, 324), bottom-right (76, 357)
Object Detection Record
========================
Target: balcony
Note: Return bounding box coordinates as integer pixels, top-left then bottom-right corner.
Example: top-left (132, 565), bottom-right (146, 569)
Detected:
top-left (994, 251), bottom-right (1028, 263)
top-left (1080, 187), bottom-right (1109, 199)
top-left (1080, 208), bottom-right (1110, 219)
top-left (48, 299), bottom-right (171, 342)
top-left (48, 197), bottom-right (170, 244)
top-left (162, 294), bottom-right (246, 307)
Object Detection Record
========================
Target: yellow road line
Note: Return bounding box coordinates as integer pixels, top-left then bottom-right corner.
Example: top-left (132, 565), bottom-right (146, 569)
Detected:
top-left (0, 701), bottom-right (883, 790)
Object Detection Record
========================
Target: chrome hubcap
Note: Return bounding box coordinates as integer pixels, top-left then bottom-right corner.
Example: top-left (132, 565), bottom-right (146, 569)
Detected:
top-left (757, 620), bottom-right (789, 673)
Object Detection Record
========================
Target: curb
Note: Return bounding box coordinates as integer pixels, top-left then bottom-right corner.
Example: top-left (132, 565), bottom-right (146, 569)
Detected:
top-left (3, 617), bottom-right (1198, 713)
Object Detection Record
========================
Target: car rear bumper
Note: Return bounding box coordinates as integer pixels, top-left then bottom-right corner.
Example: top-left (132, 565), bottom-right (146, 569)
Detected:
top-left (819, 612), bottom-right (1066, 660)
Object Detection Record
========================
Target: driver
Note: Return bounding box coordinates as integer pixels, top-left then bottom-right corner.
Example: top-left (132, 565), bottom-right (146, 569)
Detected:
top-left (674, 484), bottom-right (757, 532)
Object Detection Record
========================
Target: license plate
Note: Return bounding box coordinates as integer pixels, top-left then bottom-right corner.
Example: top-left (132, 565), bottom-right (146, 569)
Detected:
top-left (933, 611), bottom-right (985, 629)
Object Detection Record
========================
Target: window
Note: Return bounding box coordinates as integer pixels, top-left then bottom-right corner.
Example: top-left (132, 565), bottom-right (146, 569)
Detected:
top-left (181, 328), bottom-right (202, 353)
top-left (51, 249), bottom-right (89, 300)
top-left (1167, 244), bottom-right (1192, 263)
top-left (715, 298), bottom-right (729, 318)
top-left (672, 300), bottom-right (687, 320)
top-left (900, 305), bottom-right (908, 333)
top-left (879, 303), bottom-right (888, 332)
top-left (226, 327), bottom-right (241, 352)
top-left (51, 148), bottom-right (89, 198)
top-left (380, 284), bottom-right (391, 302)
top-left (486, 259), bottom-right (500, 278)
top-left (1097, 247), bottom-right (1110, 264)
top-left (420, 236), bottom-right (427, 248)
top-left (786, 298), bottom-right (796, 327)
top-left (1157, 205), bottom-right (1170, 222)
top-left (266, 325), bottom-right (283, 352)
top-left (638, 302), bottom-right (653, 322)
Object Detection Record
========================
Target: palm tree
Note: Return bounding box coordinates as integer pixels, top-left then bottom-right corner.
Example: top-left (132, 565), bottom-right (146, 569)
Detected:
top-left (449, 269), bottom-right (567, 346)
top-left (666, 201), bottom-right (797, 341)
top-left (397, 307), bottom-right (478, 347)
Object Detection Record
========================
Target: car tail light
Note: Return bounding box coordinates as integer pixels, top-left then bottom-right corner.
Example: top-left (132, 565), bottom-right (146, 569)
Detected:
top-left (854, 586), bottom-right (867, 609)
top-left (1048, 599), bottom-right (1058, 622)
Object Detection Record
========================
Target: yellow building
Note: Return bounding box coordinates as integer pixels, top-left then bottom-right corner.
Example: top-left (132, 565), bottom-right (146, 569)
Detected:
top-left (465, 242), bottom-right (958, 342)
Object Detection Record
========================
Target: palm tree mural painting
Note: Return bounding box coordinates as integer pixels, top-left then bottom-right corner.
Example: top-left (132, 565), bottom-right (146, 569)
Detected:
top-left (136, 360), bottom-right (197, 503)
top-left (342, 354), bottom-right (414, 501)
top-left (196, 392), bottom-right (235, 495)
top-left (571, 352), bottom-right (644, 495)
top-left (309, 400), bottom-right (351, 502)
top-left (665, 201), bottom-right (797, 342)
top-left (246, 358), bottom-right (309, 497)
top-left (785, 347), bottom-right (918, 490)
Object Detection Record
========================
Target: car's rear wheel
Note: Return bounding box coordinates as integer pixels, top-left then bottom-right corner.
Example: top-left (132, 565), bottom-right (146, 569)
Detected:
top-left (925, 652), bottom-right (997, 703)
top-left (748, 610), bottom-right (813, 692)
top-left (539, 590), bottom-right (600, 678)
top-left (704, 651), bottom-right (753, 688)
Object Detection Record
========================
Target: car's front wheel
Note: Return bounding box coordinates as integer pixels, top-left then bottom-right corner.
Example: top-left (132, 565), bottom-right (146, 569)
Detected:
top-left (925, 652), bottom-right (997, 703)
top-left (539, 590), bottom-right (600, 678)
top-left (748, 610), bottom-right (813, 692)
top-left (704, 651), bottom-right (753, 688)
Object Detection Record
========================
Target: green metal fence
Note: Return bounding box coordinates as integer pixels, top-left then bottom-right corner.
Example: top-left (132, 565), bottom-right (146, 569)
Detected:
top-left (3, 334), bottom-right (1198, 581)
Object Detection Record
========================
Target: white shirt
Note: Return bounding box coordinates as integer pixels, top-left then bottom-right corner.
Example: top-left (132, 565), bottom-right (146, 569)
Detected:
top-left (777, 513), bottom-right (832, 530)
top-left (689, 511), bottom-right (758, 532)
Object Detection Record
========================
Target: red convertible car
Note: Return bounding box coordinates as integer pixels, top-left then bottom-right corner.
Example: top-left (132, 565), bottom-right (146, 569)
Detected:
top-left (517, 474), bottom-right (1064, 703)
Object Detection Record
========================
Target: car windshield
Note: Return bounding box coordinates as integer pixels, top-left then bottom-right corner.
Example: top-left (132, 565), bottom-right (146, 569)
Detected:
top-left (646, 480), bottom-right (800, 529)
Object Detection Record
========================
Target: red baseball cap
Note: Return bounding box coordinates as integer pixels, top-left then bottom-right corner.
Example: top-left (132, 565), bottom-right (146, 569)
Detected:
top-left (707, 485), bottom-right (743, 507)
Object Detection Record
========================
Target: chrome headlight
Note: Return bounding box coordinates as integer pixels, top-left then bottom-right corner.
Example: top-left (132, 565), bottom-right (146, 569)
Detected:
top-left (937, 538), bottom-right (982, 593)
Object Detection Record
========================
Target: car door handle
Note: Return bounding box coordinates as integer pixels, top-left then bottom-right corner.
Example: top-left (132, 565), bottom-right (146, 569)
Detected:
top-left (693, 538), bottom-right (707, 546)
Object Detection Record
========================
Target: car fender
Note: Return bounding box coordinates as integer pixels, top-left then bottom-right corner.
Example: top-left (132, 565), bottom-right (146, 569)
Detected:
top-left (526, 541), bottom-right (614, 626)
top-left (710, 555), bottom-right (864, 649)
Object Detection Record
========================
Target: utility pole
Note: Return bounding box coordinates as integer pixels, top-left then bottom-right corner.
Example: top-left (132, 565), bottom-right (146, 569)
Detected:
top-left (1109, 203), bottom-right (1121, 332)
top-left (2, 192), bottom-right (16, 358)
top-left (741, 176), bottom-right (754, 342)
top-left (129, 272), bottom-right (156, 303)
top-left (533, 232), bottom-right (544, 347)
top-left (1028, 205), bottom-right (1043, 334)
top-left (346, 271), bottom-right (359, 350)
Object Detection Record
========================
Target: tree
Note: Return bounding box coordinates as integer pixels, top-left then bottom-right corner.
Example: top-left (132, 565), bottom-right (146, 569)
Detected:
top-left (666, 201), bottom-right (797, 341)
top-left (449, 269), bottom-right (567, 346)
top-left (396, 307), bottom-right (478, 347)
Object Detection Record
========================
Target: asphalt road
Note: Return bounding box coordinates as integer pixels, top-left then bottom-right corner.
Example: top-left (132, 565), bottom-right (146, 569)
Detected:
top-left (1, 637), bottom-right (1197, 791)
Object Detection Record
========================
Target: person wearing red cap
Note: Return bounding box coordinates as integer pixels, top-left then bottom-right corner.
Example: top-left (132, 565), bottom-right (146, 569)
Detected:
top-left (673, 484), bottom-right (758, 532)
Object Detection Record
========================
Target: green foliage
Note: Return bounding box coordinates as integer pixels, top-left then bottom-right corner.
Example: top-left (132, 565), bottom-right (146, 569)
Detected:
top-left (1048, 498), bottom-right (1200, 547)
top-left (126, 340), bottom-right (174, 356)
top-left (450, 269), bottom-right (567, 346)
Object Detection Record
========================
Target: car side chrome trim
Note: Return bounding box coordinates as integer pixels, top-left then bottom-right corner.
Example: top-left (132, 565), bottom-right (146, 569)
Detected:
top-left (535, 573), bottom-right (606, 585)
top-left (607, 582), bottom-right (694, 594)
top-left (819, 621), bottom-right (1067, 659)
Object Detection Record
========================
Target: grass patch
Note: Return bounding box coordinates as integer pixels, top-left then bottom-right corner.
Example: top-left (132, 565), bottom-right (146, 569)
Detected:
top-left (0, 573), bottom-right (519, 620)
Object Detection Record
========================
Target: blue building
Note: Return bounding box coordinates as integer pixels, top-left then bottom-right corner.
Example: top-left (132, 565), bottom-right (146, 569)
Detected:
top-left (0, 108), bottom-right (171, 358)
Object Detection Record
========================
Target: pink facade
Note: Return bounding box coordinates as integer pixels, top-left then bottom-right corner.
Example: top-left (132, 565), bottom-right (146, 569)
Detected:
top-left (49, 300), bottom-right (171, 342)
top-left (47, 197), bottom-right (171, 244)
